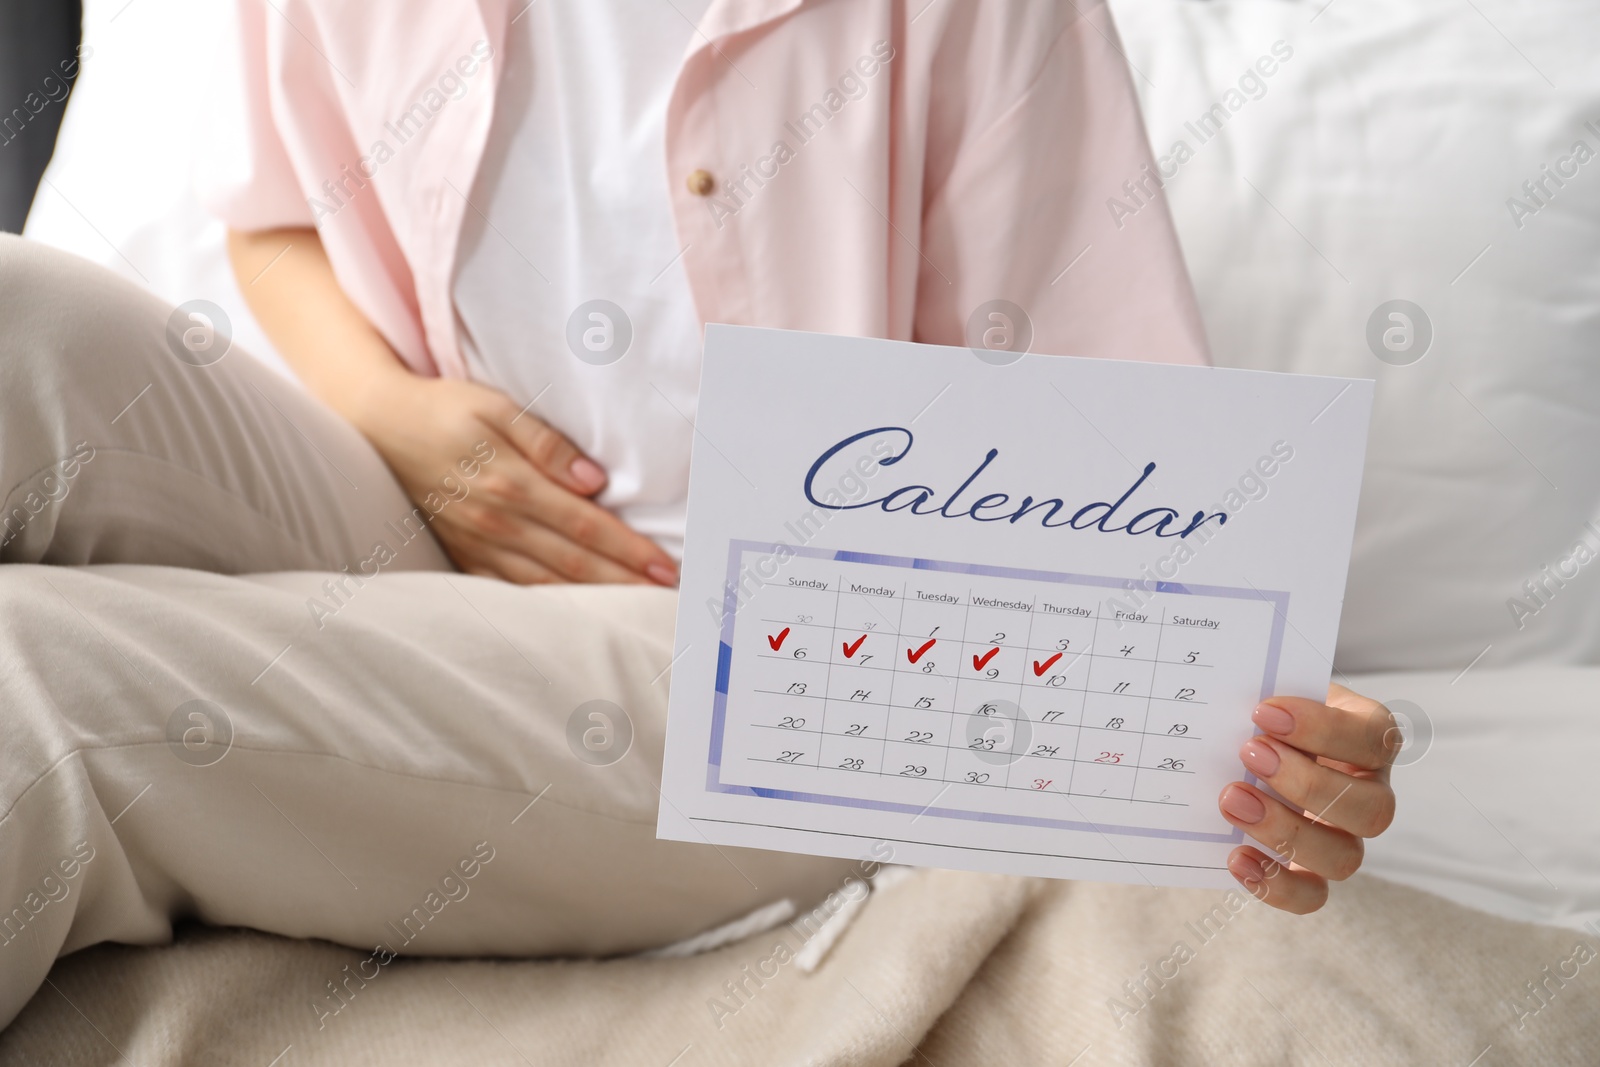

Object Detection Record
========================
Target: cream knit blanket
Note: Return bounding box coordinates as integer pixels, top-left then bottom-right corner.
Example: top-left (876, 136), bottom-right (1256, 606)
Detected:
top-left (2, 870), bottom-right (1592, 1065)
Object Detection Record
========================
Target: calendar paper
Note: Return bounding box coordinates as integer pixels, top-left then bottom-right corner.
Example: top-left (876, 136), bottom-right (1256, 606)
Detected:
top-left (657, 325), bottom-right (1373, 888)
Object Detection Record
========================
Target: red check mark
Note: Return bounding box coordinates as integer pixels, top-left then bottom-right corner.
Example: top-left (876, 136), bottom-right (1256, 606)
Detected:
top-left (767, 627), bottom-right (791, 651)
top-left (906, 639), bottom-right (936, 664)
top-left (1032, 652), bottom-right (1064, 676)
top-left (842, 635), bottom-right (867, 658)
top-left (972, 646), bottom-right (1000, 671)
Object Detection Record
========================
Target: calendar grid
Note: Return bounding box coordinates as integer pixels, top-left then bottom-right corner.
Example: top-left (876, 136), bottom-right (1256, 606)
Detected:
top-left (743, 755), bottom-right (1190, 806)
top-left (1066, 603), bottom-right (1103, 798)
top-left (872, 581), bottom-right (911, 781)
top-left (1001, 600), bottom-right (1040, 793)
top-left (746, 716), bottom-right (1198, 751)
top-left (1128, 612), bottom-right (1167, 801)
top-left (949, 590), bottom-right (973, 787)
top-left (753, 657), bottom-right (1215, 706)
top-left (706, 541), bottom-right (1289, 845)
top-left (745, 715), bottom-right (1203, 763)
top-left (752, 620), bottom-right (1218, 670)
top-left (814, 580), bottom-right (843, 770)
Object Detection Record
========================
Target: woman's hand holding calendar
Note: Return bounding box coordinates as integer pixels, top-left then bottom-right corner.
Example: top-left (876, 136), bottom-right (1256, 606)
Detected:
top-left (1218, 683), bottom-right (1400, 914)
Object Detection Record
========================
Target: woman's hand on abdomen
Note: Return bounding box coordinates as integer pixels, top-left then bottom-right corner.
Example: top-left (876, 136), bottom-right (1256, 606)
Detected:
top-left (357, 373), bottom-right (680, 586)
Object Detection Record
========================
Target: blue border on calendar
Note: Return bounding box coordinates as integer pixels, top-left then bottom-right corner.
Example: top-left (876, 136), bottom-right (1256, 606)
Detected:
top-left (705, 540), bottom-right (1289, 845)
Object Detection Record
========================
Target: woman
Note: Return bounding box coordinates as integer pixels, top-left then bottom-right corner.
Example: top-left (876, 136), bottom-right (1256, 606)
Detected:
top-left (0, 0), bottom-right (1395, 1028)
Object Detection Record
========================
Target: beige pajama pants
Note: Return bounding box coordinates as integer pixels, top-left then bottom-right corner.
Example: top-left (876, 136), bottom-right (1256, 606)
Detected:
top-left (0, 235), bottom-right (853, 1028)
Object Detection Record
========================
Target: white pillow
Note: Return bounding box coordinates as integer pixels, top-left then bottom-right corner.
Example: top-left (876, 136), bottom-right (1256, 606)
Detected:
top-left (1109, 0), bottom-right (1600, 932)
top-left (1110, 0), bottom-right (1600, 675)
top-left (1347, 664), bottom-right (1600, 932)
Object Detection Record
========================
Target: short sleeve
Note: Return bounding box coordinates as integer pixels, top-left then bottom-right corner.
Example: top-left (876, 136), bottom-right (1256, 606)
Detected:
top-left (914, 0), bottom-right (1211, 366)
top-left (193, 0), bottom-right (316, 231)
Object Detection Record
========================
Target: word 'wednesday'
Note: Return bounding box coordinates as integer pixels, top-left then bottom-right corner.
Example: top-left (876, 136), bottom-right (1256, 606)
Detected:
top-left (804, 427), bottom-right (1226, 539)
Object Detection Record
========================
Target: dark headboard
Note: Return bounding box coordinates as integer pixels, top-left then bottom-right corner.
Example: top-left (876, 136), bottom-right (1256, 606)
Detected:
top-left (0, 0), bottom-right (83, 233)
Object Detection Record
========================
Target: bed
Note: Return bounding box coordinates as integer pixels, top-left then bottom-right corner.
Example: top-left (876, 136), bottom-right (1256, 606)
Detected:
top-left (8, 0), bottom-right (1600, 1063)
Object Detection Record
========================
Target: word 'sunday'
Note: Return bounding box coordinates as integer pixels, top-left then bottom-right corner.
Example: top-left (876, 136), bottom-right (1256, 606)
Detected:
top-left (804, 427), bottom-right (1227, 539)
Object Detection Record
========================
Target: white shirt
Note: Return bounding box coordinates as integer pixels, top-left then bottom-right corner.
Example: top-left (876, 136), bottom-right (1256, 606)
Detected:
top-left (453, 0), bottom-right (713, 559)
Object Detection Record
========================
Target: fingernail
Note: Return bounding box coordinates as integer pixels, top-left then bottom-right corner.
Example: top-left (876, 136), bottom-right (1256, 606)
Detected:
top-left (646, 562), bottom-right (678, 587)
top-left (1231, 852), bottom-right (1266, 892)
top-left (1253, 701), bottom-right (1295, 736)
top-left (1219, 784), bottom-right (1266, 825)
top-left (1240, 739), bottom-right (1280, 778)
top-left (569, 456), bottom-right (607, 492)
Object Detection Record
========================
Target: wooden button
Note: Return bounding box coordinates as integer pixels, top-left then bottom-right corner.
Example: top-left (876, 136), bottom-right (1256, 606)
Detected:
top-left (686, 169), bottom-right (716, 196)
